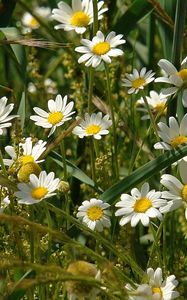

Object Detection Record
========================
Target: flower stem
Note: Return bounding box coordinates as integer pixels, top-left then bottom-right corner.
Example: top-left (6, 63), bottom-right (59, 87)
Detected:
top-left (90, 138), bottom-right (96, 184)
top-left (0, 148), bottom-right (7, 177)
top-left (92, 0), bottom-right (98, 35)
top-left (142, 92), bottom-right (159, 140)
top-left (149, 222), bottom-right (163, 268)
top-left (88, 67), bottom-right (94, 113)
top-left (105, 63), bottom-right (119, 180)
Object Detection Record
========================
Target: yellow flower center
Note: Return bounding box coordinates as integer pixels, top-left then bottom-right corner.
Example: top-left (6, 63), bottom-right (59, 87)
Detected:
top-left (170, 135), bottom-right (187, 148)
top-left (31, 186), bottom-right (48, 200)
top-left (19, 155), bottom-right (34, 165)
top-left (132, 78), bottom-right (146, 89)
top-left (92, 42), bottom-right (110, 55)
top-left (153, 103), bottom-right (167, 116)
top-left (87, 206), bottom-right (103, 221)
top-left (134, 197), bottom-right (152, 213)
top-left (86, 124), bottom-right (101, 135)
top-left (71, 11), bottom-right (90, 27)
top-left (30, 17), bottom-right (39, 28)
top-left (48, 112), bottom-right (63, 125)
top-left (152, 287), bottom-right (162, 297)
top-left (178, 69), bottom-right (187, 81)
top-left (181, 184), bottom-right (187, 202)
top-left (17, 162), bottom-right (41, 183)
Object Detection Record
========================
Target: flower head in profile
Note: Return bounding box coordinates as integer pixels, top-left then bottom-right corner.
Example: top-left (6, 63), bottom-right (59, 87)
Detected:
top-left (66, 260), bottom-right (101, 300)
top-left (73, 112), bottom-right (112, 139)
top-left (137, 90), bottom-right (167, 120)
top-left (160, 160), bottom-right (187, 219)
top-left (126, 267), bottom-right (179, 299)
top-left (22, 7), bottom-right (51, 32)
top-left (122, 68), bottom-right (155, 94)
top-left (115, 182), bottom-right (166, 227)
top-left (154, 114), bottom-right (187, 151)
top-left (155, 57), bottom-right (187, 107)
top-left (77, 198), bottom-right (111, 231)
top-left (15, 171), bottom-right (60, 205)
top-left (30, 94), bottom-right (75, 137)
top-left (52, 0), bottom-right (108, 34)
top-left (75, 31), bottom-right (125, 68)
top-left (3, 137), bottom-right (47, 167)
top-left (0, 96), bottom-right (18, 135)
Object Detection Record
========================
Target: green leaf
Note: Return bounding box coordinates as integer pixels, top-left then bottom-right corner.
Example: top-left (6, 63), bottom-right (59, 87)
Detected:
top-left (113, 0), bottom-right (153, 36)
top-left (100, 145), bottom-right (187, 203)
top-left (0, 27), bottom-right (27, 78)
top-left (0, 0), bottom-right (16, 27)
top-left (18, 91), bottom-right (26, 130)
top-left (50, 152), bottom-right (103, 193)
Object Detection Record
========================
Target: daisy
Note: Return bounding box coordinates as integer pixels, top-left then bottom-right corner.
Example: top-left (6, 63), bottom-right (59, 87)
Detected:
top-left (77, 198), bottom-right (111, 232)
top-left (160, 160), bottom-right (187, 219)
top-left (155, 57), bottom-right (187, 107)
top-left (3, 137), bottom-right (47, 167)
top-left (0, 96), bottom-right (18, 135)
top-left (75, 31), bottom-right (126, 68)
top-left (126, 267), bottom-right (179, 299)
top-left (73, 112), bottom-right (112, 139)
top-left (51, 0), bottom-right (108, 34)
top-left (154, 114), bottom-right (187, 150)
top-left (22, 7), bottom-right (51, 32)
top-left (122, 68), bottom-right (155, 94)
top-left (15, 171), bottom-right (60, 205)
top-left (137, 91), bottom-right (167, 120)
top-left (30, 94), bottom-right (75, 137)
top-left (115, 182), bottom-right (166, 227)
top-left (147, 267), bottom-right (179, 299)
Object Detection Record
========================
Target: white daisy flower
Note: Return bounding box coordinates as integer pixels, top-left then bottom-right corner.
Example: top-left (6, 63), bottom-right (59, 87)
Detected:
top-left (15, 171), bottom-right (60, 205)
top-left (44, 78), bottom-right (58, 95)
top-left (3, 137), bottom-right (47, 167)
top-left (122, 68), bottom-right (155, 94)
top-left (22, 7), bottom-right (51, 32)
top-left (154, 113), bottom-right (187, 150)
top-left (160, 160), bottom-right (187, 219)
top-left (115, 182), bottom-right (166, 227)
top-left (51, 0), bottom-right (108, 34)
top-left (147, 267), bottom-right (179, 299)
top-left (0, 96), bottom-right (18, 135)
top-left (155, 57), bottom-right (187, 107)
top-left (30, 94), bottom-right (75, 137)
top-left (75, 31), bottom-right (126, 68)
top-left (137, 91), bottom-right (167, 120)
top-left (126, 268), bottom-right (179, 300)
top-left (77, 198), bottom-right (111, 232)
top-left (73, 112), bottom-right (112, 139)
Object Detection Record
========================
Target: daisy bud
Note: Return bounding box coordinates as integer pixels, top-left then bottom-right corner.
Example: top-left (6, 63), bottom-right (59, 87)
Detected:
top-left (17, 162), bottom-right (41, 182)
top-left (58, 180), bottom-right (70, 193)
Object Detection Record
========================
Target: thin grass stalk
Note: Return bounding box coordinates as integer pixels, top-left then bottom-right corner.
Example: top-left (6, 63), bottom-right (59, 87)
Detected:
top-left (105, 64), bottom-right (119, 180)
top-left (92, 0), bottom-right (99, 35)
top-left (142, 92), bottom-right (159, 140)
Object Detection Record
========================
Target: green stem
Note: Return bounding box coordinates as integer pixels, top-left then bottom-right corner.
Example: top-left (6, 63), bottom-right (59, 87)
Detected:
top-left (0, 148), bottom-right (7, 177)
top-left (142, 92), bottom-right (159, 140)
top-left (59, 137), bottom-right (68, 180)
top-left (90, 138), bottom-right (96, 183)
top-left (105, 64), bottom-right (119, 180)
top-left (92, 0), bottom-right (98, 35)
top-left (148, 222), bottom-right (163, 268)
top-left (88, 67), bottom-right (94, 113)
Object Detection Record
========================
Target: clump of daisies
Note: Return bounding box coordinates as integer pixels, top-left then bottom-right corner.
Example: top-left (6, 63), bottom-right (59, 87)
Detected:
top-left (73, 112), bottom-right (112, 139)
top-left (160, 159), bottom-right (187, 219)
top-left (115, 182), bottom-right (167, 227)
top-left (15, 171), bottom-right (60, 205)
top-left (155, 56), bottom-right (187, 107)
top-left (126, 267), bottom-right (179, 299)
top-left (75, 31), bottom-right (126, 68)
top-left (77, 198), bottom-right (111, 231)
top-left (51, 0), bottom-right (108, 34)
top-left (0, 96), bottom-right (18, 135)
top-left (30, 94), bottom-right (75, 137)
top-left (122, 68), bottom-right (155, 94)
